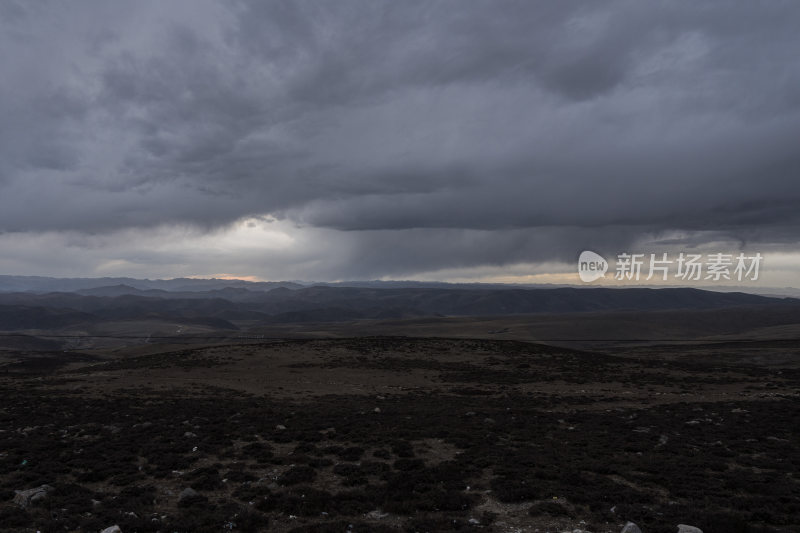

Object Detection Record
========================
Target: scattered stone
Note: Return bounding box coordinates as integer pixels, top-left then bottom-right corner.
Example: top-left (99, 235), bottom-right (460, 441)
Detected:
top-left (465, 411), bottom-right (476, 417)
top-left (365, 509), bottom-right (389, 519)
top-left (178, 486), bottom-right (208, 507)
top-left (178, 487), bottom-right (198, 502)
top-left (483, 417), bottom-right (495, 425)
top-left (677, 526), bottom-right (703, 533)
top-left (183, 431), bottom-right (197, 438)
top-left (13, 484), bottom-right (53, 508)
top-left (100, 526), bottom-right (122, 533)
top-left (275, 424), bottom-right (286, 431)
top-left (621, 522), bottom-right (642, 533)
top-left (373, 407), bottom-right (381, 413)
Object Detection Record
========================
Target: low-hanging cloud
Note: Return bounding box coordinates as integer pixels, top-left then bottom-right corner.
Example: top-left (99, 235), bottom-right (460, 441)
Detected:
top-left (1, 0), bottom-right (799, 279)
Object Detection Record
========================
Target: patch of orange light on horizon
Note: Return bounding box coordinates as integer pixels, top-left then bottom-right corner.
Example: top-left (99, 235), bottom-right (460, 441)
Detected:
top-left (480, 272), bottom-right (582, 284)
top-left (187, 273), bottom-right (265, 282)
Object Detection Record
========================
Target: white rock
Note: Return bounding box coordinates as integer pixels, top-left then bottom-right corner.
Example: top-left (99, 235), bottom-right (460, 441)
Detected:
top-left (178, 487), bottom-right (198, 502)
top-left (621, 522), bottom-right (642, 533)
top-left (13, 485), bottom-right (53, 508)
top-left (677, 526), bottom-right (703, 533)
top-left (100, 526), bottom-right (122, 533)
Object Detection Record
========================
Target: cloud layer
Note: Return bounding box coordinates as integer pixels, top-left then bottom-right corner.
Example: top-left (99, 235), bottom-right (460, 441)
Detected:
top-left (1, 1), bottom-right (799, 281)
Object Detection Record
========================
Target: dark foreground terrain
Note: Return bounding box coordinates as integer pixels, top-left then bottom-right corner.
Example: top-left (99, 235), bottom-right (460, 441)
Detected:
top-left (1, 337), bottom-right (799, 532)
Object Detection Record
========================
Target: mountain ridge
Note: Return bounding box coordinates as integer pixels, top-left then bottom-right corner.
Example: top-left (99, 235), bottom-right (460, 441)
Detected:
top-left (0, 285), bottom-right (795, 330)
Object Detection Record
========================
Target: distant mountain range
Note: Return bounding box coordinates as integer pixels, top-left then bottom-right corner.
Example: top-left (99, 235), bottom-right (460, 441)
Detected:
top-left (0, 275), bottom-right (303, 293)
top-left (2, 274), bottom-right (799, 297)
top-left (0, 275), bottom-right (797, 331)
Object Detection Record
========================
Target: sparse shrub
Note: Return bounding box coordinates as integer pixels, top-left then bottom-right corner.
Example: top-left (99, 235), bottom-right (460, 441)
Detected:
top-left (190, 467), bottom-right (223, 491)
top-left (0, 506), bottom-right (31, 527)
top-left (241, 441), bottom-right (273, 463)
top-left (332, 463), bottom-right (361, 477)
top-left (337, 446), bottom-right (364, 461)
top-left (529, 500), bottom-right (573, 517)
top-left (224, 469), bottom-right (257, 483)
top-left (490, 476), bottom-right (539, 503)
top-left (373, 448), bottom-right (391, 459)
top-left (289, 520), bottom-right (397, 533)
top-left (391, 441), bottom-right (414, 458)
top-left (393, 458), bottom-right (425, 471)
top-left (225, 506), bottom-right (269, 533)
top-left (177, 491), bottom-right (208, 508)
top-left (308, 457), bottom-right (334, 468)
top-left (278, 465), bottom-right (317, 486)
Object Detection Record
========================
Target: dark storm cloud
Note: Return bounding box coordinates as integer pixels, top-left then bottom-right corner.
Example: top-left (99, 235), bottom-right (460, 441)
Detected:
top-left (1, 0), bottom-right (799, 276)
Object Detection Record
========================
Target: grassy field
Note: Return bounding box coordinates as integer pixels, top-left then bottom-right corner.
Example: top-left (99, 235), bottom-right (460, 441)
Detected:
top-left (0, 335), bottom-right (798, 532)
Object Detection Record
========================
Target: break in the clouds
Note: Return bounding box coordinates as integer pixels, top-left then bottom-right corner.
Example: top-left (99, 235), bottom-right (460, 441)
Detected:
top-left (1, 0), bottom-right (799, 283)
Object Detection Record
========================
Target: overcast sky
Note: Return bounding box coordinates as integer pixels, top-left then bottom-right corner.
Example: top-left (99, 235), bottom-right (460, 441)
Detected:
top-left (1, 1), bottom-right (799, 286)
